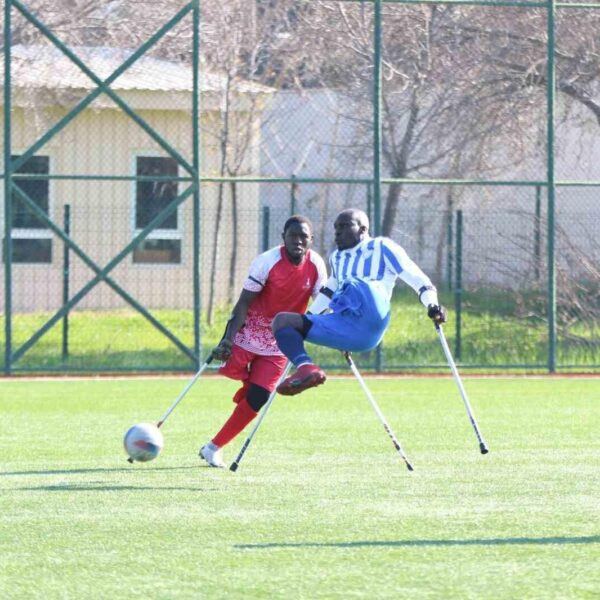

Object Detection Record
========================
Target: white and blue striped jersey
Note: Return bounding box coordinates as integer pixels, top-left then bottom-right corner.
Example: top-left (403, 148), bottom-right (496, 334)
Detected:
top-left (328, 236), bottom-right (438, 306)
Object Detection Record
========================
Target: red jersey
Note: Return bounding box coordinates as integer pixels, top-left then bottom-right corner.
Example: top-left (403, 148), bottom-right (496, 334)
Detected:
top-left (233, 246), bottom-right (327, 355)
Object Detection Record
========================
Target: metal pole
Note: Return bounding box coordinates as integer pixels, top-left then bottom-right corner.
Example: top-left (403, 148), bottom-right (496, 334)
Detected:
top-left (373, 0), bottom-right (382, 236)
top-left (192, 0), bottom-right (201, 368)
top-left (4, 0), bottom-right (13, 375)
top-left (344, 352), bottom-right (413, 471)
top-left (290, 174), bottom-right (297, 215)
top-left (62, 204), bottom-right (71, 362)
top-left (546, 0), bottom-right (557, 372)
top-left (435, 324), bottom-right (489, 455)
top-left (447, 202), bottom-right (454, 291)
top-left (534, 185), bottom-right (541, 282)
top-left (375, 343), bottom-right (383, 373)
top-left (230, 362), bottom-right (293, 472)
top-left (455, 210), bottom-right (463, 361)
top-left (262, 206), bottom-right (270, 252)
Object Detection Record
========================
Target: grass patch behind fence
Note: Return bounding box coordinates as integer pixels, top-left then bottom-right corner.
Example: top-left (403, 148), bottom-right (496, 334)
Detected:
top-left (0, 290), bottom-right (598, 372)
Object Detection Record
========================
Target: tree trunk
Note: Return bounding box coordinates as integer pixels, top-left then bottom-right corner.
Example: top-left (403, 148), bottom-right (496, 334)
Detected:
top-left (382, 181), bottom-right (403, 237)
top-left (207, 182), bottom-right (225, 325)
top-left (206, 73), bottom-right (232, 324)
top-left (381, 93), bottom-right (419, 237)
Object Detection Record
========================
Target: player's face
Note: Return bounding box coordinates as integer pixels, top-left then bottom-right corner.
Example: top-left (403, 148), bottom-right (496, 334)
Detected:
top-left (334, 213), bottom-right (364, 250)
top-left (283, 222), bottom-right (312, 264)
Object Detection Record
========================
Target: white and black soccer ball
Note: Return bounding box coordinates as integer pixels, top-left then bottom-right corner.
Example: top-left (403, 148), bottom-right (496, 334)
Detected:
top-left (124, 423), bottom-right (164, 463)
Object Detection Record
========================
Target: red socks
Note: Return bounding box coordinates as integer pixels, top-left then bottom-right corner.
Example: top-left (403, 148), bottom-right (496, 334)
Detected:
top-left (212, 398), bottom-right (258, 448)
top-left (232, 380), bottom-right (250, 404)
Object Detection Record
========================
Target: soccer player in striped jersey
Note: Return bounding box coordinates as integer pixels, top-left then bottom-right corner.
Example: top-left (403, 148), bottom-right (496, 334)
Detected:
top-left (273, 208), bottom-right (447, 395)
top-left (199, 215), bottom-right (327, 467)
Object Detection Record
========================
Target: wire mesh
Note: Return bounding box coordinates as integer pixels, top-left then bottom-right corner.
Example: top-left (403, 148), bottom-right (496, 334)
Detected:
top-left (1, 0), bottom-right (599, 372)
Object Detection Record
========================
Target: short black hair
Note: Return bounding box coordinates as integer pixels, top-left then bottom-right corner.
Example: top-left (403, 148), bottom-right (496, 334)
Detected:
top-left (337, 208), bottom-right (370, 233)
top-left (283, 214), bottom-right (313, 234)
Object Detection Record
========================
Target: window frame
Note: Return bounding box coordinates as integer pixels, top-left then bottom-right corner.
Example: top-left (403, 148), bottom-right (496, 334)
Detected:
top-left (131, 153), bottom-right (183, 266)
top-left (5, 153), bottom-right (53, 264)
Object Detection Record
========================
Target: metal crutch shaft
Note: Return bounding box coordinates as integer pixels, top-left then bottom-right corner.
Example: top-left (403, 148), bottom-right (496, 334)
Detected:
top-left (126, 355), bottom-right (215, 463)
top-left (435, 324), bottom-right (489, 454)
top-left (229, 361), bottom-right (293, 472)
top-left (344, 352), bottom-right (414, 471)
top-left (157, 355), bottom-right (215, 428)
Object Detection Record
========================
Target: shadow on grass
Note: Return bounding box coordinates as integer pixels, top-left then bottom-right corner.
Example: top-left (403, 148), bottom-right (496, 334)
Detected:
top-left (235, 535), bottom-right (600, 550)
top-left (13, 484), bottom-right (216, 492)
top-left (0, 466), bottom-right (199, 477)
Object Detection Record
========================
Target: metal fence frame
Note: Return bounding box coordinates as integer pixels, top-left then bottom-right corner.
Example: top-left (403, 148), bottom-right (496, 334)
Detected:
top-left (2, 0), bottom-right (600, 373)
top-left (2, 0), bottom-right (201, 374)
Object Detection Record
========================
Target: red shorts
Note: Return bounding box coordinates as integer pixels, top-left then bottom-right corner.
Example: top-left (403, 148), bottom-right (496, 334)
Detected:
top-left (218, 344), bottom-right (287, 392)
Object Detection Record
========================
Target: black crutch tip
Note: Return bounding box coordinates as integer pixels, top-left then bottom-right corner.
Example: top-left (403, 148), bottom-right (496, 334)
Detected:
top-left (480, 443), bottom-right (489, 454)
top-left (407, 463), bottom-right (414, 471)
top-left (229, 463), bottom-right (238, 472)
top-left (127, 457), bottom-right (134, 464)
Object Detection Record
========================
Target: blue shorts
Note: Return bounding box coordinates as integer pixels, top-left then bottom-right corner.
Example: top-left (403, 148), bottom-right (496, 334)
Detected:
top-left (305, 278), bottom-right (391, 352)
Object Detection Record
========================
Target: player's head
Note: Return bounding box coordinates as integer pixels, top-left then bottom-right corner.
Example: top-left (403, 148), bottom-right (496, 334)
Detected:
top-left (334, 208), bottom-right (369, 250)
top-left (281, 214), bottom-right (313, 265)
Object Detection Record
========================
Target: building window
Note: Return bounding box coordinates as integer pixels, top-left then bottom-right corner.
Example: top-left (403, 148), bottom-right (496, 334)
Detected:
top-left (10, 238), bottom-right (52, 263)
top-left (133, 239), bottom-right (181, 264)
top-left (8, 155), bottom-right (52, 264)
top-left (133, 156), bottom-right (181, 264)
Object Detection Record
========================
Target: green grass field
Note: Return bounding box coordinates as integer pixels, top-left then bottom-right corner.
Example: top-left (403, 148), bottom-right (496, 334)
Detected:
top-left (1, 376), bottom-right (599, 598)
top-left (2, 288), bottom-right (599, 372)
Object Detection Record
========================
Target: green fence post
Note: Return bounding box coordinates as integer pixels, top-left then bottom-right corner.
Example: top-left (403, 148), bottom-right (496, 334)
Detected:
top-left (262, 206), bottom-right (270, 252)
top-left (290, 174), bottom-right (297, 216)
top-left (534, 185), bottom-right (542, 282)
top-left (193, 0), bottom-right (201, 368)
top-left (375, 343), bottom-right (383, 373)
top-left (373, 0), bottom-right (382, 236)
top-left (454, 210), bottom-right (463, 361)
top-left (3, 0), bottom-right (13, 375)
top-left (447, 203), bottom-right (454, 291)
top-left (62, 204), bottom-right (71, 362)
top-left (373, 1), bottom-right (383, 372)
top-left (546, 0), bottom-right (557, 372)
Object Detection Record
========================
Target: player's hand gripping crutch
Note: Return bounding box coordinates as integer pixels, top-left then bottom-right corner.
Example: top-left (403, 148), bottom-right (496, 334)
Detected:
top-left (344, 352), bottom-right (414, 471)
top-left (229, 361), bottom-right (293, 472)
top-left (435, 324), bottom-right (489, 454)
top-left (126, 354), bottom-right (215, 463)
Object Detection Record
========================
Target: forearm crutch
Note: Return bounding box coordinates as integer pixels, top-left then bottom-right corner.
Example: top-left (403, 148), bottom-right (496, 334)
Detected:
top-left (435, 324), bottom-right (489, 454)
top-left (344, 352), bottom-right (414, 471)
top-left (229, 362), bottom-right (293, 472)
top-left (127, 354), bottom-right (215, 463)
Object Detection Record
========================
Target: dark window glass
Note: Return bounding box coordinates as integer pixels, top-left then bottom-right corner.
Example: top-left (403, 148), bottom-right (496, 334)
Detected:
top-left (135, 157), bottom-right (178, 229)
top-left (4, 238), bottom-right (52, 263)
top-left (133, 239), bottom-right (181, 264)
top-left (11, 155), bottom-right (49, 229)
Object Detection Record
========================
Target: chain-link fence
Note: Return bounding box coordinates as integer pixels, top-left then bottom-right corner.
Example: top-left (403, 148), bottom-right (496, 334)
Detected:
top-left (1, 0), bottom-right (599, 372)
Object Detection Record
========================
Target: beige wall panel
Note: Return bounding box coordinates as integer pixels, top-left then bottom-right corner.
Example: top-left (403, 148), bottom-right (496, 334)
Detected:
top-left (1, 103), bottom-right (259, 313)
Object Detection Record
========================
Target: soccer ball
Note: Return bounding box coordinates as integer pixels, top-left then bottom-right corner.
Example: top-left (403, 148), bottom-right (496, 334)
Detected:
top-left (124, 423), bottom-right (164, 463)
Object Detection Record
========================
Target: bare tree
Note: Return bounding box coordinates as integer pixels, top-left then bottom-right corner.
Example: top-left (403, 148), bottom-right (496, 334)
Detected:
top-left (199, 1), bottom-right (313, 322)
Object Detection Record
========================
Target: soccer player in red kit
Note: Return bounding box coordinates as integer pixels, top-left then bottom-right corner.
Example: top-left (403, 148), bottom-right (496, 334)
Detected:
top-left (199, 215), bottom-right (327, 467)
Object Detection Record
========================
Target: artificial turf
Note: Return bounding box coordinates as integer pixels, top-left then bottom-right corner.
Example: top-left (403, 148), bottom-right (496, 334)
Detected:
top-left (0, 376), bottom-right (598, 598)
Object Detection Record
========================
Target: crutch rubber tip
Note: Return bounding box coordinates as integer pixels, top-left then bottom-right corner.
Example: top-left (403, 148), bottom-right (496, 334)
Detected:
top-left (407, 463), bottom-right (414, 471)
top-left (127, 457), bottom-right (134, 464)
top-left (229, 463), bottom-right (238, 472)
top-left (480, 443), bottom-right (489, 454)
